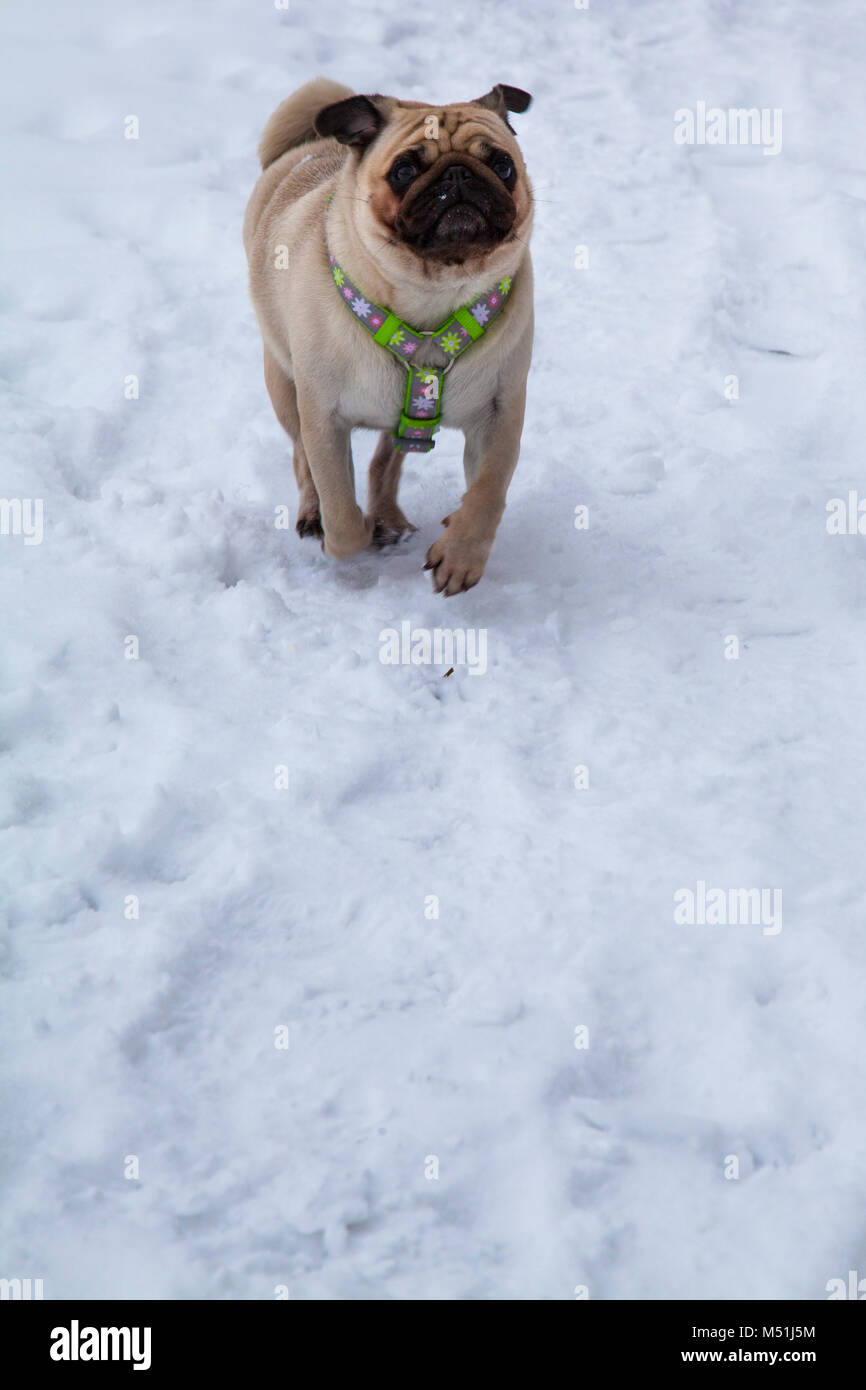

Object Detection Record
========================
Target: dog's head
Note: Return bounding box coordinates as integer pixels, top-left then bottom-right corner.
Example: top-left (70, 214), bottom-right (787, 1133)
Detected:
top-left (314, 85), bottom-right (533, 280)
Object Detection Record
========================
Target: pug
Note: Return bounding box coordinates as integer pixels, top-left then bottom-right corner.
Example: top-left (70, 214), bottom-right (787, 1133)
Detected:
top-left (243, 77), bottom-right (534, 594)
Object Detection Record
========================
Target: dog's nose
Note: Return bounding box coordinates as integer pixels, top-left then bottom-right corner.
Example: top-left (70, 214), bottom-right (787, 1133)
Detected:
top-left (439, 164), bottom-right (473, 186)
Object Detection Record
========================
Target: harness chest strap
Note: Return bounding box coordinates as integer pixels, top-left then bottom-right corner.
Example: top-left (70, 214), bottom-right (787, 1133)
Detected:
top-left (327, 250), bottom-right (514, 453)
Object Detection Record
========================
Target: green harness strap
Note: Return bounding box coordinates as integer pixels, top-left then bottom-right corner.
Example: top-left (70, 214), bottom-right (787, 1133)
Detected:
top-left (326, 245), bottom-right (514, 452)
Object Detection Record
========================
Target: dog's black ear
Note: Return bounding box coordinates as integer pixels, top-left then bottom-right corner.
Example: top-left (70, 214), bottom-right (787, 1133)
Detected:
top-left (314, 95), bottom-right (386, 149)
top-left (474, 84), bottom-right (533, 116)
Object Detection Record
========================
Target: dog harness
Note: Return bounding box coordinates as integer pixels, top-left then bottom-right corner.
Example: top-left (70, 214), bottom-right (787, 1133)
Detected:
top-left (327, 250), bottom-right (514, 453)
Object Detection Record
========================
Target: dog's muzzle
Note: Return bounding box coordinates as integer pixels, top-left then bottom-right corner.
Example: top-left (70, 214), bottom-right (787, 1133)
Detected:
top-left (396, 160), bottom-right (516, 252)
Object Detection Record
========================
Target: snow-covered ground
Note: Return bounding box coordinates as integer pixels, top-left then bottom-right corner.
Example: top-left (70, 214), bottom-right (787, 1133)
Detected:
top-left (2, 0), bottom-right (865, 1300)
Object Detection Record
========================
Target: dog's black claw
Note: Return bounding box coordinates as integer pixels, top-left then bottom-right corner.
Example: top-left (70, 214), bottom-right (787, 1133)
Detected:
top-left (296, 516), bottom-right (324, 540)
top-left (371, 520), bottom-right (397, 548)
top-left (370, 517), bottom-right (418, 548)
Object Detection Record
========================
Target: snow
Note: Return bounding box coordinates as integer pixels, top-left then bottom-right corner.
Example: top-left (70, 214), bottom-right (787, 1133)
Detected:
top-left (2, 0), bottom-right (866, 1300)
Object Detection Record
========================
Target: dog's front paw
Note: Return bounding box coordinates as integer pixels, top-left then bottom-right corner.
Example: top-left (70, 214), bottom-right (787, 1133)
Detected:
top-left (322, 509), bottom-right (374, 559)
top-left (296, 508), bottom-right (324, 540)
top-left (368, 504), bottom-right (417, 548)
top-left (423, 523), bottom-right (491, 595)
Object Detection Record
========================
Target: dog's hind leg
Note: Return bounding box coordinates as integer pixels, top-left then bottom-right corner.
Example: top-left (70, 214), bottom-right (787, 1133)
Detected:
top-left (366, 432), bottom-right (417, 547)
top-left (263, 347), bottom-right (323, 539)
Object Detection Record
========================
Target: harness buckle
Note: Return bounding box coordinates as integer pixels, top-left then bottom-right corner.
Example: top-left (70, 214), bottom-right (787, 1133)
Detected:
top-left (395, 433), bottom-right (436, 453)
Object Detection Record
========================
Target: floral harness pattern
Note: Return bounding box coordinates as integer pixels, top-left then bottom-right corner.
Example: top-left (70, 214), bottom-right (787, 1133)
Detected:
top-left (328, 252), bottom-right (514, 453)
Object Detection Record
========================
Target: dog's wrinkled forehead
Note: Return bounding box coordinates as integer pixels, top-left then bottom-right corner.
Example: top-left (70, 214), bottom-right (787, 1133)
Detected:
top-left (384, 106), bottom-right (514, 163)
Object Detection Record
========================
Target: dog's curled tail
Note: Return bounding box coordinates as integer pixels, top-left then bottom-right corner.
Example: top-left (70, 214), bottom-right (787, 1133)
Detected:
top-left (258, 77), bottom-right (354, 169)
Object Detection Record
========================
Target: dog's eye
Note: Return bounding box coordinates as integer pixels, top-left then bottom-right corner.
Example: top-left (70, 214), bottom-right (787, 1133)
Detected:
top-left (490, 152), bottom-right (514, 182)
top-left (388, 157), bottom-right (420, 191)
